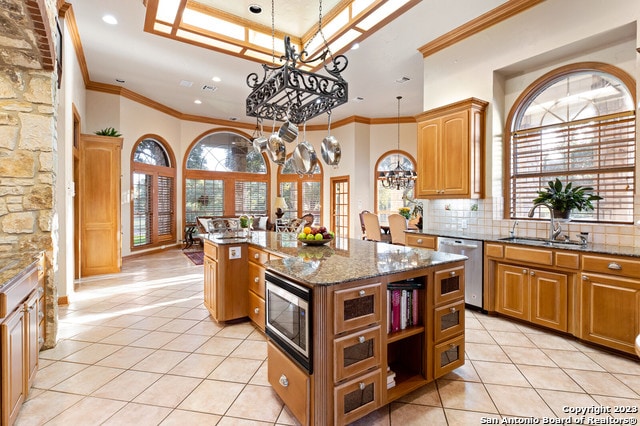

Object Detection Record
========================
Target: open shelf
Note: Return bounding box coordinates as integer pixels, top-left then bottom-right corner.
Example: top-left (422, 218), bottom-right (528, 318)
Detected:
top-left (387, 325), bottom-right (425, 344)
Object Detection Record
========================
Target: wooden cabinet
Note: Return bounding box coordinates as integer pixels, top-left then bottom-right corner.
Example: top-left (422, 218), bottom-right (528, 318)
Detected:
top-left (581, 254), bottom-right (640, 353)
top-left (415, 98), bottom-right (487, 199)
top-left (79, 134), bottom-right (122, 277)
top-left (268, 341), bottom-right (309, 426)
top-left (432, 264), bottom-right (465, 377)
top-left (1, 256), bottom-right (43, 426)
top-left (247, 246), bottom-right (281, 332)
top-left (203, 240), bottom-right (248, 322)
top-left (405, 233), bottom-right (437, 249)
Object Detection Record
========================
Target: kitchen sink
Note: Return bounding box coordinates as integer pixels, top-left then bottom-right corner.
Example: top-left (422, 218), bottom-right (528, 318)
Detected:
top-left (498, 236), bottom-right (586, 249)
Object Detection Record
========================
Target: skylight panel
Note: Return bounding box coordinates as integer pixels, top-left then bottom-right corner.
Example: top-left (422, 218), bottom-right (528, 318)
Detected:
top-left (357, 0), bottom-right (410, 31)
top-left (156, 0), bottom-right (180, 23)
top-left (182, 8), bottom-right (245, 41)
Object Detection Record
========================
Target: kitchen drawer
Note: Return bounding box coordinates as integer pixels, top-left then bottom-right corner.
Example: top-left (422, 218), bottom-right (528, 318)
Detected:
top-left (268, 341), bottom-right (309, 426)
top-left (504, 246), bottom-right (552, 266)
top-left (248, 262), bottom-right (265, 298)
top-left (248, 290), bottom-right (265, 331)
top-left (204, 241), bottom-right (218, 260)
top-left (434, 334), bottom-right (465, 378)
top-left (0, 266), bottom-right (38, 319)
top-left (248, 246), bottom-right (268, 266)
top-left (334, 368), bottom-right (382, 426)
top-left (555, 251), bottom-right (580, 270)
top-left (405, 234), bottom-right (436, 249)
top-left (434, 299), bottom-right (465, 343)
top-left (485, 243), bottom-right (503, 259)
top-left (582, 255), bottom-right (640, 279)
top-left (334, 325), bottom-right (381, 383)
top-left (334, 282), bottom-right (381, 334)
top-left (434, 264), bottom-right (465, 305)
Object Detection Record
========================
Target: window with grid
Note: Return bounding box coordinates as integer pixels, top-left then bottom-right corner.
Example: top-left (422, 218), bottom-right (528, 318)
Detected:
top-left (376, 151), bottom-right (415, 225)
top-left (278, 156), bottom-right (322, 224)
top-left (509, 68), bottom-right (635, 223)
top-left (131, 137), bottom-right (176, 249)
top-left (184, 131), bottom-right (268, 224)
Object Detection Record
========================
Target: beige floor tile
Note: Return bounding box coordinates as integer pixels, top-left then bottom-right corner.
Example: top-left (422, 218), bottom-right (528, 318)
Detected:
top-left (64, 325), bottom-right (122, 343)
top-left (226, 384), bottom-right (284, 422)
top-left (33, 361), bottom-right (89, 389)
top-left (216, 322), bottom-right (256, 339)
top-left (464, 342), bottom-right (511, 363)
top-left (525, 333), bottom-right (580, 351)
top-left (463, 316), bottom-right (484, 330)
top-left (14, 391), bottom-right (84, 425)
top-left (537, 389), bottom-right (602, 417)
top-left (178, 379), bottom-right (245, 415)
top-left (348, 405), bottom-right (390, 426)
top-left (585, 351), bottom-right (640, 375)
top-left (230, 339), bottom-right (268, 360)
top-left (101, 314), bottom-right (149, 328)
top-left (159, 409), bottom-right (222, 425)
top-left (565, 369), bottom-right (638, 398)
top-left (178, 308), bottom-right (211, 321)
top-left (249, 361), bottom-right (270, 386)
top-left (439, 361), bottom-right (481, 382)
top-left (44, 396), bottom-right (127, 426)
top-left (615, 373), bottom-right (640, 396)
top-left (444, 408), bottom-right (501, 425)
top-left (501, 345), bottom-right (556, 366)
top-left (208, 357), bottom-right (262, 383)
top-left (184, 319), bottom-right (225, 336)
top-left (396, 381), bottom-right (441, 406)
top-left (247, 329), bottom-right (268, 341)
top-left (130, 330), bottom-right (181, 349)
top-left (517, 364), bottom-right (583, 392)
top-left (61, 342), bottom-right (122, 364)
top-left (51, 365), bottom-right (124, 395)
top-left (196, 336), bottom-right (243, 356)
top-left (476, 316), bottom-right (522, 332)
top-left (216, 417), bottom-right (273, 425)
top-left (465, 329), bottom-right (496, 344)
top-left (156, 318), bottom-right (201, 333)
top-left (591, 395), bottom-right (640, 421)
top-left (542, 348), bottom-right (605, 371)
top-left (96, 346), bottom-right (155, 369)
top-left (98, 328), bottom-right (149, 345)
top-left (92, 370), bottom-right (162, 401)
top-left (133, 374), bottom-right (202, 408)
top-left (389, 402), bottom-right (448, 425)
top-left (485, 384), bottom-right (555, 417)
top-left (102, 402), bottom-right (173, 425)
top-left (487, 330), bottom-right (536, 347)
top-left (129, 315), bottom-right (173, 331)
top-left (39, 339), bottom-right (91, 360)
top-left (437, 379), bottom-right (498, 412)
top-left (472, 360), bottom-right (530, 387)
top-left (132, 349), bottom-right (190, 374)
top-left (169, 352), bottom-right (225, 378)
top-left (152, 306), bottom-right (192, 318)
top-left (160, 332), bottom-right (210, 352)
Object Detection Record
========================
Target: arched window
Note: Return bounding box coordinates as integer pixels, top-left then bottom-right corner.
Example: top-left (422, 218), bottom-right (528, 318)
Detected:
top-left (375, 151), bottom-right (416, 224)
top-left (131, 136), bottom-right (176, 249)
top-left (277, 156), bottom-right (322, 224)
top-left (506, 63), bottom-right (636, 223)
top-left (184, 130), bottom-right (269, 224)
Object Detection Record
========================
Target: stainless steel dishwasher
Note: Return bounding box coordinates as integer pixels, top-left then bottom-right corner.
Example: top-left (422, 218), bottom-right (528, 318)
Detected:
top-left (437, 237), bottom-right (484, 310)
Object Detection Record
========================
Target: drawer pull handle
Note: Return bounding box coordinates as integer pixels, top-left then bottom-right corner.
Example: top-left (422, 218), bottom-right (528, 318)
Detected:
top-left (254, 308), bottom-right (260, 314)
top-left (358, 336), bottom-right (365, 344)
top-left (254, 254), bottom-right (259, 259)
top-left (449, 344), bottom-right (456, 349)
top-left (608, 262), bottom-right (622, 271)
top-left (254, 277), bottom-right (260, 283)
top-left (582, 275), bottom-right (589, 281)
top-left (530, 271), bottom-right (535, 276)
top-left (450, 271), bottom-right (455, 276)
top-left (358, 290), bottom-right (365, 297)
top-left (359, 382), bottom-right (365, 391)
top-left (522, 269), bottom-right (528, 274)
top-left (279, 374), bottom-right (289, 387)
top-left (450, 307), bottom-right (456, 313)
top-left (417, 239), bottom-right (423, 244)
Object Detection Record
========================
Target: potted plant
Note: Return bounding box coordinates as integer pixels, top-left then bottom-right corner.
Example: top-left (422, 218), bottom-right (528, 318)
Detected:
top-left (532, 178), bottom-right (602, 219)
top-left (94, 127), bottom-right (122, 137)
top-left (398, 207), bottom-right (411, 220)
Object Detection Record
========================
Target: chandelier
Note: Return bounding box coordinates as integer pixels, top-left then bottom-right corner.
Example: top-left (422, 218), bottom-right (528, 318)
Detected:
top-left (378, 96), bottom-right (417, 190)
top-left (245, 0), bottom-right (348, 125)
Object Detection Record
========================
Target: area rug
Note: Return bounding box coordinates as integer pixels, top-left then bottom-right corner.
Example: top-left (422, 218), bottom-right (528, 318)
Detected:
top-left (183, 250), bottom-right (204, 265)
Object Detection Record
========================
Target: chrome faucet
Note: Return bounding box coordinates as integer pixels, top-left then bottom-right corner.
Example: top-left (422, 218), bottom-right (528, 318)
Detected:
top-left (510, 220), bottom-right (518, 239)
top-left (527, 203), bottom-right (562, 242)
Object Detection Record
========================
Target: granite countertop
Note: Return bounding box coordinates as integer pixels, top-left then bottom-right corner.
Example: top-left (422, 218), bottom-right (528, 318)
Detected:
top-left (231, 232), bottom-right (468, 286)
top-left (406, 229), bottom-right (640, 258)
top-left (0, 253), bottom-right (41, 292)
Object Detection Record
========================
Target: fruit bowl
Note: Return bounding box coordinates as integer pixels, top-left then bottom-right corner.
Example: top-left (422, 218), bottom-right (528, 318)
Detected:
top-left (299, 238), bottom-right (332, 246)
top-left (297, 225), bottom-right (335, 245)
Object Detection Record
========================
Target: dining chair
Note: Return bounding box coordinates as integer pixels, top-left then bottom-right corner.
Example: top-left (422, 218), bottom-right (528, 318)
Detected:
top-left (362, 212), bottom-right (383, 242)
top-left (359, 210), bottom-right (370, 239)
top-left (388, 213), bottom-right (408, 245)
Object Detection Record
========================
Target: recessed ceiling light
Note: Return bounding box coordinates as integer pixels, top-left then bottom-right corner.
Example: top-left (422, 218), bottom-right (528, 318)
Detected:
top-left (102, 15), bottom-right (118, 25)
top-left (229, 117), bottom-right (238, 121)
top-left (194, 99), bottom-right (202, 104)
top-left (351, 43), bottom-right (360, 50)
top-left (212, 76), bottom-right (221, 82)
top-left (395, 76), bottom-right (411, 84)
top-left (248, 4), bottom-right (262, 14)
top-left (115, 78), bottom-right (125, 84)
top-left (179, 80), bottom-right (193, 87)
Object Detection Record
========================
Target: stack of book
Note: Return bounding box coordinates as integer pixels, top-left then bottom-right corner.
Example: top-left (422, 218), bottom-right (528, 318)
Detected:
top-left (387, 366), bottom-right (396, 389)
top-left (387, 279), bottom-right (423, 333)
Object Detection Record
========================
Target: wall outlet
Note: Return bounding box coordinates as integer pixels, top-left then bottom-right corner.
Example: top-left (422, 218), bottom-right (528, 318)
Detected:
top-left (229, 246), bottom-right (241, 259)
top-left (460, 219), bottom-right (468, 229)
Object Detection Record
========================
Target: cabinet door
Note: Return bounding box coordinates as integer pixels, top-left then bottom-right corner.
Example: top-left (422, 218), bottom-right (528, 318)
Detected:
top-left (25, 290), bottom-right (40, 391)
top-left (1, 307), bottom-right (26, 426)
top-left (334, 283), bottom-right (381, 334)
top-left (334, 368), bottom-right (382, 426)
top-left (334, 326), bottom-right (381, 383)
top-left (530, 269), bottom-right (567, 332)
top-left (434, 264), bottom-right (465, 305)
top-left (247, 290), bottom-right (265, 331)
top-left (440, 111), bottom-right (469, 196)
top-left (248, 261), bottom-right (265, 298)
top-left (581, 273), bottom-right (640, 354)
top-left (405, 234), bottom-right (437, 249)
top-left (434, 334), bottom-right (465, 378)
top-left (416, 119), bottom-right (440, 197)
top-left (267, 342), bottom-right (309, 426)
top-left (434, 299), bottom-right (465, 343)
top-left (203, 256), bottom-right (218, 320)
top-left (495, 264), bottom-right (529, 321)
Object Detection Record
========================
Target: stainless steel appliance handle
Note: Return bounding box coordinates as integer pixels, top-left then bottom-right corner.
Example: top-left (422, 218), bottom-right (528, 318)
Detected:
top-left (439, 240), bottom-right (478, 249)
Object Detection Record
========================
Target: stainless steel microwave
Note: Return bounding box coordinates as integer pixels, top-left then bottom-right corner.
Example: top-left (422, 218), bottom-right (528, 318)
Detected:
top-left (265, 272), bottom-right (312, 373)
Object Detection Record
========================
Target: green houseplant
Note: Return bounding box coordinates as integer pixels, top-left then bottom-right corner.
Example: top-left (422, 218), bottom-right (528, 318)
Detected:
top-left (532, 178), bottom-right (602, 219)
top-left (94, 127), bottom-right (122, 137)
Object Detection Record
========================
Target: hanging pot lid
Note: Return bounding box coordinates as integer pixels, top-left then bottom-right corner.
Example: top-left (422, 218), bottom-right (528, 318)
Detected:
top-left (292, 140), bottom-right (318, 175)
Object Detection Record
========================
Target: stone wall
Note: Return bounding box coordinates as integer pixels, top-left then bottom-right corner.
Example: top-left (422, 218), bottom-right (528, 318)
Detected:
top-left (0, 0), bottom-right (59, 348)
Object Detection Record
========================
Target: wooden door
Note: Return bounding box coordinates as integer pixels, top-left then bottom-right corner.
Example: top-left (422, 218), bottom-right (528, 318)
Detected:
top-left (440, 110), bottom-right (469, 196)
top-left (330, 176), bottom-right (349, 239)
top-left (80, 134), bottom-right (122, 276)
top-left (496, 263), bottom-right (529, 321)
top-left (530, 268), bottom-right (568, 331)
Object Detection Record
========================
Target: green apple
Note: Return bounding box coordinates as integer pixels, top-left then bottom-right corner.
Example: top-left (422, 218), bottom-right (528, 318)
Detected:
top-left (315, 233), bottom-right (323, 240)
top-left (306, 233), bottom-right (315, 240)
top-left (298, 232), bottom-right (307, 240)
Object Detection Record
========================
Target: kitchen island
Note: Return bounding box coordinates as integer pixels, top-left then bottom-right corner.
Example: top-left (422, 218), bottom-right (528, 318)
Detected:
top-left (203, 232), bottom-right (467, 425)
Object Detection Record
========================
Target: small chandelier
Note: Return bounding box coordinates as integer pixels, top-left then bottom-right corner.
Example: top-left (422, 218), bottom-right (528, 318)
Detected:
top-left (245, 0), bottom-right (348, 125)
top-left (378, 96), bottom-right (417, 190)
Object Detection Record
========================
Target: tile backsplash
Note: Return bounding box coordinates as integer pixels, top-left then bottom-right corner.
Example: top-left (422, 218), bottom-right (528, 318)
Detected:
top-left (421, 197), bottom-right (640, 247)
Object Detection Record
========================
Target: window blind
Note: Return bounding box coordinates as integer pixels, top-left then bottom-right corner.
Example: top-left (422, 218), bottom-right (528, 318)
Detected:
top-left (132, 173), bottom-right (152, 246)
top-left (157, 175), bottom-right (174, 237)
top-left (234, 181), bottom-right (267, 216)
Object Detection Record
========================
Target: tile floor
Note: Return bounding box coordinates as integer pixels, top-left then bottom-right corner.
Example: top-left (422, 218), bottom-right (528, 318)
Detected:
top-left (15, 248), bottom-right (640, 425)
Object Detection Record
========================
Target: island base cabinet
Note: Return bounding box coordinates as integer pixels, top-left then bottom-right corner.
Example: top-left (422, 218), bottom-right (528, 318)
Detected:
top-left (581, 273), bottom-right (640, 353)
top-left (334, 368), bottom-right (382, 426)
top-left (1, 307), bottom-right (26, 426)
top-left (267, 342), bottom-right (309, 426)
